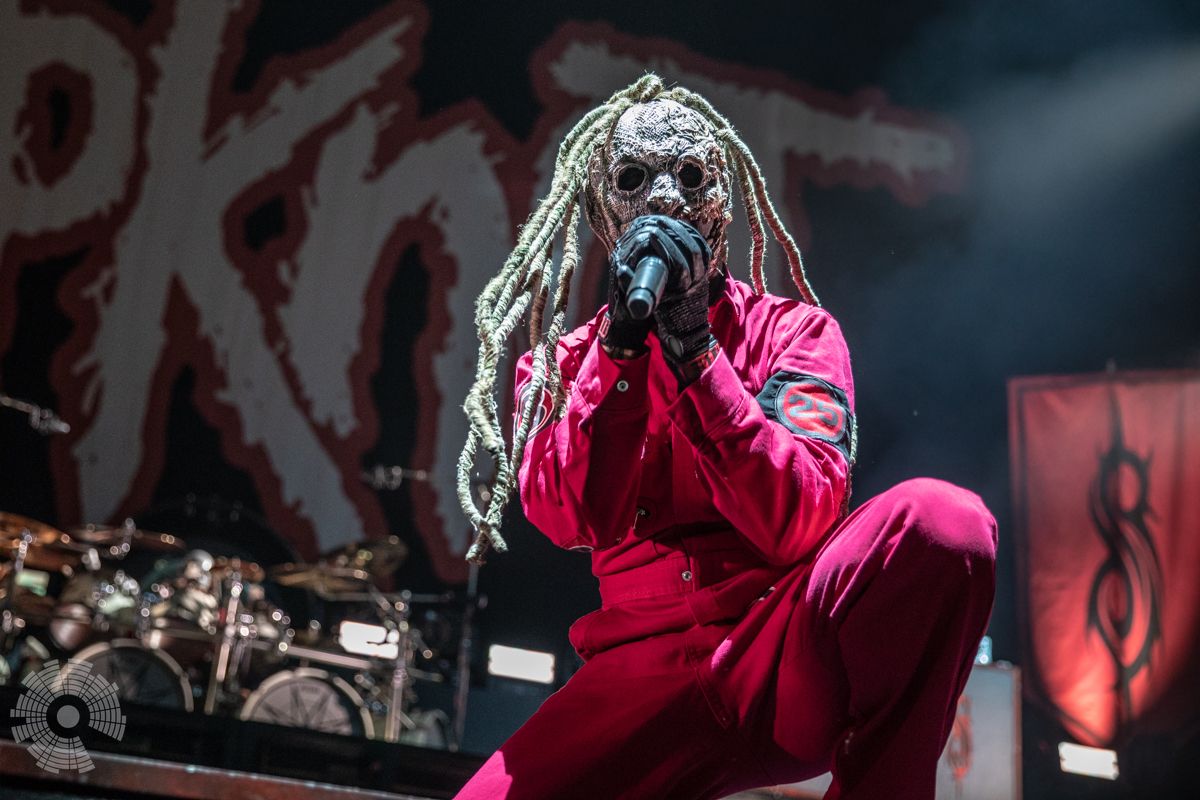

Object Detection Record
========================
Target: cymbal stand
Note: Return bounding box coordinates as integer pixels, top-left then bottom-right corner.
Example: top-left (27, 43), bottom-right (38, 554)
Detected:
top-left (114, 518), bottom-right (136, 560)
top-left (370, 585), bottom-right (418, 743)
top-left (205, 566), bottom-right (245, 714)
top-left (451, 562), bottom-right (480, 752)
top-left (353, 586), bottom-right (444, 741)
top-left (0, 528), bottom-right (31, 639)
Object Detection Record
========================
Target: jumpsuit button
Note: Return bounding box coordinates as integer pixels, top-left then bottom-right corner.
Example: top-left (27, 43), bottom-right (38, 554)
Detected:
top-left (681, 570), bottom-right (693, 582)
top-left (616, 379), bottom-right (629, 392)
top-left (636, 506), bottom-right (648, 518)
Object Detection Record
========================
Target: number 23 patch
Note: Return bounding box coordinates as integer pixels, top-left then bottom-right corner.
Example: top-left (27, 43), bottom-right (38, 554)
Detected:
top-left (756, 372), bottom-right (853, 461)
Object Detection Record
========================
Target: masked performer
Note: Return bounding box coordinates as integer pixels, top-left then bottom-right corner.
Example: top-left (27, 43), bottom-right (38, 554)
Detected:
top-left (454, 75), bottom-right (996, 800)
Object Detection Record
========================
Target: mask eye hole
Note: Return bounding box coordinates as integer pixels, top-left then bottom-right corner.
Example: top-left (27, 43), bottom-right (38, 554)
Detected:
top-left (676, 160), bottom-right (705, 190)
top-left (615, 164), bottom-right (646, 192)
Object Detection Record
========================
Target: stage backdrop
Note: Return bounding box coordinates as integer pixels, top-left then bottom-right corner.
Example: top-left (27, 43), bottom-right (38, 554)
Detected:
top-left (0, 1), bottom-right (965, 582)
top-left (1009, 370), bottom-right (1200, 747)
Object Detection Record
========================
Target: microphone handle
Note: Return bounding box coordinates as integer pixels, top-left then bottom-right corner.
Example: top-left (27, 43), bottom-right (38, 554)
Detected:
top-left (625, 255), bottom-right (668, 320)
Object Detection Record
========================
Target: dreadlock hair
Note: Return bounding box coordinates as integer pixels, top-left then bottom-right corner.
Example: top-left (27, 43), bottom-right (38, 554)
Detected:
top-left (457, 73), bottom-right (834, 564)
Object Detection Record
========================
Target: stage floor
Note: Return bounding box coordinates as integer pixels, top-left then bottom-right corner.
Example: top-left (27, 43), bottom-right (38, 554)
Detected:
top-left (1, 739), bottom-right (440, 800)
top-left (0, 685), bottom-right (483, 799)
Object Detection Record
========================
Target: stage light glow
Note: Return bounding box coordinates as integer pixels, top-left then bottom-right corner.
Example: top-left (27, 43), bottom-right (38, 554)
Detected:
top-left (974, 635), bottom-right (992, 665)
top-left (338, 621), bottom-right (399, 660)
top-left (1058, 742), bottom-right (1119, 780)
top-left (487, 645), bottom-right (555, 684)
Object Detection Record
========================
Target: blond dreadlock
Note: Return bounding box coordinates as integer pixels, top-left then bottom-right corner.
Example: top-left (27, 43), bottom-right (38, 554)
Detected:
top-left (457, 74), bottom-right (827, 564)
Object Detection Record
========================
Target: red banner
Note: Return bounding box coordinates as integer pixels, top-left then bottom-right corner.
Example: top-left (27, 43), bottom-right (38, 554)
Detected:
top-left (1010, 371), bottom-right (1200, 746)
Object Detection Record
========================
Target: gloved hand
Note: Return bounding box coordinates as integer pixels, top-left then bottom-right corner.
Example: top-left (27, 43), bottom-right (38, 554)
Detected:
top-left (610, 216), bottom-right (715, 373)
top-left (600, 233), bottom-right (655, 358)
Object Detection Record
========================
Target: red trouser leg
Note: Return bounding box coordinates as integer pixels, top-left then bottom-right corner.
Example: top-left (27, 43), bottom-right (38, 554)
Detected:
top-left (455, 477), bottom-right (995, 799)
top-left (706, 478), bottom-right (997, 799)
top-left (794, 477), bottom-right (998, 799)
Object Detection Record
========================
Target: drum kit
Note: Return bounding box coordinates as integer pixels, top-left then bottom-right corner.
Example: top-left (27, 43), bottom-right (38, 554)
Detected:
top-left (1, 511), bottom-right (456, 746)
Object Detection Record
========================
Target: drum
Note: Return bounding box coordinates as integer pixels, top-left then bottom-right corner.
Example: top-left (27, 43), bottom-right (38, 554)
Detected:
top-left (238, 580), bottom-right (293, 651)
top-left (240, 667), bottom-right (373, 737)
top-left (139, 552), bottom-right (221, 667)
top-left (48, 569), bottom-right (141, 651)
top-left (0, 562), bottom-right (57, 627)
top-left (67, 639), bottom-right (193, 711)
top-left (218, 582), bottom-right (294, 690)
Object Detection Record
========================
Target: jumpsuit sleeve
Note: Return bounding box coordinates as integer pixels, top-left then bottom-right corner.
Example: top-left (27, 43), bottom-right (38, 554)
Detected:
top-left (515, 336), bottom-right (652, 552)
top-left (667, 306), bottom-right (854, 565)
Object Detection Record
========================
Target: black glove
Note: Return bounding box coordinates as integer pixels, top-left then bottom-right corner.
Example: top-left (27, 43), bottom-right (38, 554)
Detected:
top-left (611, 216), bottom-right (714, 369)
top-left (600, 237), bottom-right (655, 358)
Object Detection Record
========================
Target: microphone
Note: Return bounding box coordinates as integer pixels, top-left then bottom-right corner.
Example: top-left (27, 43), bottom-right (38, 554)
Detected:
top-left (624, 255), bottom-right (667, 320)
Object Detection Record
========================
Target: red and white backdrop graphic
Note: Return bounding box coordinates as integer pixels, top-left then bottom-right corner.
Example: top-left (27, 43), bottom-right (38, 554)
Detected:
top-left (1, 0), bottom-right (965, 582)
top-left (1010, 371), bottom-right (1200, 746)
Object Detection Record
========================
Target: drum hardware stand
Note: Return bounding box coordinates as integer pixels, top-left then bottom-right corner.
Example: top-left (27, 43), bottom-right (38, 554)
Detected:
top-left (201, 563), bottom-right (285, 715)
top-left (0, 393), bottom-right (70, 435)
top-left (377, 586), bottom-right (414, 743)
top-left (448, 476), bottom-right (494, 751)
top-left (81, 549), bottom-right (126, 641)
top-left (2, 528), bottom-right (50, 684)
top-left (368, 586), bottom-right (441, 743)
top-left (1, 528), bottom-right (32, 637)
top-left (385, 631), bottom-right (414, 742)
top-left (359, 472), bottom-right (491, 751)
top-left (350, 468), bottom-right (485, 748)
top-left (451, 561), bottom-right (481, 752)
top-left (353, 465), bottom-right (459, 743)
top-left (295, 584), bottom-right (448, 743)
top-left (114, 518), bottom-right (137, 559)
top-left (205, 566), bottom-right (246, 714)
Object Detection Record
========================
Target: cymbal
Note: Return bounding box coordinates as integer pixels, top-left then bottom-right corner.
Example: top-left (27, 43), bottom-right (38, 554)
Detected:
top-left (321, 534), bottom-right (408, 578)
top-left (1, 512), bottom-right (66, 549)
top-left (68, 523), bottom-right (186, 555)
top-left (269, 562), bottom-right (372, 594)
top-left (211, 556), bottom-right (264, 584)
top-left (1, 513), bottom-right (84, 570)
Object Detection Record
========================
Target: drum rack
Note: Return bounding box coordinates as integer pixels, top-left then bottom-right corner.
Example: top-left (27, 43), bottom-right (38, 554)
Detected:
top-left (2, 513), bottom-right (467, 751)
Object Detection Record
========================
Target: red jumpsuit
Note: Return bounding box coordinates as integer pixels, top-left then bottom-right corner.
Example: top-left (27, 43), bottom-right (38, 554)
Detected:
top-left (456, 277), bottom-right (996, 799)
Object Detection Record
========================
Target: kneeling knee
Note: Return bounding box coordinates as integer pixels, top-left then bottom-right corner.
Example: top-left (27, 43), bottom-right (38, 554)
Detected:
top-left (888, 477), bottom-right (997, 566)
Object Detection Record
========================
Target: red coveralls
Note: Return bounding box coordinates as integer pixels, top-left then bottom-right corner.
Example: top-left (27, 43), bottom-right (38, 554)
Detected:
top-left (456, 277), bottom-right (996, 799)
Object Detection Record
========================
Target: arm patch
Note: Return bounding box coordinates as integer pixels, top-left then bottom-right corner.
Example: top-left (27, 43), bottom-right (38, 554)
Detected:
top-left (756, 372), bottom-right (853, 461)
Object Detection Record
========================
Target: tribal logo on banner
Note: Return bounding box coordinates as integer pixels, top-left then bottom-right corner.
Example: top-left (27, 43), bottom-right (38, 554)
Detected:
top-left (1010, 371), bottom-right (1200, 746)
top-left (1087, 393), bottom-right (1163, 721)
top-left (2, 1), bottom-right (965, 581)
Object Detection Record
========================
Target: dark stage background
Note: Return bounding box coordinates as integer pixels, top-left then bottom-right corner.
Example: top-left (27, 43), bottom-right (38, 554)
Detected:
top-left (3, 1), bottom-right (1199, 797)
